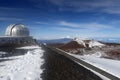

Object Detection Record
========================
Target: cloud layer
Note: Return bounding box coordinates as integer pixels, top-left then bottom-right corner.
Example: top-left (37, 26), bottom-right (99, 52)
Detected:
top-left (58, 21), bottom-right (113, 30)
top-left (47, 0), bottom-right (120, 14)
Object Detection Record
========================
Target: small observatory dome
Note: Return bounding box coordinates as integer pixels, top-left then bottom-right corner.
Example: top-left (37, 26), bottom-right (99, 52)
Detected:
top-left (5, 24), bottom-right (29, 37)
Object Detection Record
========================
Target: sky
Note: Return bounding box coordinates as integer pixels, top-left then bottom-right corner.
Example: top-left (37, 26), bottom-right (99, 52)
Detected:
top-left (0, 0), bottom-right (120, 39)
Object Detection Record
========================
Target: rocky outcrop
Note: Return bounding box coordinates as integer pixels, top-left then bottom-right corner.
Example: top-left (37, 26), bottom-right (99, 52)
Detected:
top-left (48, 37), bottom-right (120, 60)
top-left (58, 38), bottom-right (105, 54)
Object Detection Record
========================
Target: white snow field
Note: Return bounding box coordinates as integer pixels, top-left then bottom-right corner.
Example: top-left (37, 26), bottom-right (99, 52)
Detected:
top-left (73, 37), bottom-right (105, 48)
top-left (70, 52), bottom-right (120, 79)
top-left (0, 45), bottom-right (44, 80)
top-left (88, 40), bottom-right (105, 48)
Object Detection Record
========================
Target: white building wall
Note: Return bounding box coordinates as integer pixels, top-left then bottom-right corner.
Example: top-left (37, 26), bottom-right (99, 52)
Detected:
top-left (0, 36), bottom-right (34, 46)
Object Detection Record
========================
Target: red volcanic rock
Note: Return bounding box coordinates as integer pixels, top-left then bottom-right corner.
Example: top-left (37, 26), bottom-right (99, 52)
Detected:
top-left (51, 37), bottom-right (120, 60)
top-left (105, 49), bottom-right (120, 59)
top-left (59, 41), bottom-right (85, 50)
top-left (48, 43), bottom-right (64, 48)
top-left (84, 40), bottom-right (91, 43)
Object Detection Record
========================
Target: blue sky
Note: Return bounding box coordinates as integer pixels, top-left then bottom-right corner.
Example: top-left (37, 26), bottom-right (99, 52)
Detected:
top-left (0, 0), bottom-right (120, 39)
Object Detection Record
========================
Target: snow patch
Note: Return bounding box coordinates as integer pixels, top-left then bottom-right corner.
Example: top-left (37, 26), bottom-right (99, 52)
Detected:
top-left (84, 52), bottom-right (103, 58)
top-left (0, 46), bottom-right (44, 80)
top-left (73, 37), bottom-right (86, 47)
top-left (71, 53), bottom-right (120, 79)
top-left (89, 40), bottom-right (104, 48)
top-left (0, 52), bottom-right (7, 57)
top-left (73, 37), bottom-right (105, 48)
top-left (16, 45), bottom-right (40, 49)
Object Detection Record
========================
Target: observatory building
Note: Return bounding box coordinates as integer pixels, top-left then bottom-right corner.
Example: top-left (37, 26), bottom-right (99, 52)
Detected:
top-left (0, 24), bottom-right (35, 47)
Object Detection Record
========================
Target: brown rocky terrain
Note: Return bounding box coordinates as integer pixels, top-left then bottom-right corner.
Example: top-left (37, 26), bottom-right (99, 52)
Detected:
top-left (48, 39), bottom-right (120, 60)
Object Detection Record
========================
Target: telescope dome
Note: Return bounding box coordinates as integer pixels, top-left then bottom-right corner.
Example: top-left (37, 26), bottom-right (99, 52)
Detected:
top-left (5, 24), bottom-right (29, 37)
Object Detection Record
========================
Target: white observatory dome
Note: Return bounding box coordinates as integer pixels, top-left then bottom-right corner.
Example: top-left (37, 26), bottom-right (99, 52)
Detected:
top-left (5, 24), bottom-right (29, 37)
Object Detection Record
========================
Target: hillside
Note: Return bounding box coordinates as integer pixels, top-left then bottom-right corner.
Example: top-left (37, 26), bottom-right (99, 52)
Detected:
top-left (58, 38), bottom-right (105, 54)
top-left (55, 37), bottom-right (120, 60)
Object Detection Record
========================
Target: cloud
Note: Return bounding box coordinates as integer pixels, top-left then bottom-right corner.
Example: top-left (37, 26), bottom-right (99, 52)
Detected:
top-left (35, 21), bottom-right (50, 25)
top-left (0, 17), bottom-right (23, 21)
top-left (103, 7), bottom-right (120, 14)
top-left (49, 0), bottom-right (120, 14)
top-left (0, 7), bottom-right (21, 10)
top-left (28, 0), bottom-right (120, 14)
top-left (58, 21), bottom-right (113, 30)
top-left (111, 20), bottom-right (120, 24)
top-left (55, 27), bottom-right (78, 32)
top-left (59, 21), bottom-right (81, 27)
top-left (28, 25), bottom-right (42, 30)
top-left (55, 20), bottom-right (120, 37)
top-left (0, 7), bottom-right (29, 17)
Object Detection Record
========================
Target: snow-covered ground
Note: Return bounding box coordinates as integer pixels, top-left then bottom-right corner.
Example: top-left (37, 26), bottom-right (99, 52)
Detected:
top-left (73, 37), bottom-right (86, 46)
top-left (16, 45), bottom-right (40, 49)
top-left (73, 37), bottom-right (105, 48)
top-left (70, 52), bottom-right (120, 79)
top-left (0, 45), bottom-right (44, 80)
top-left (88, 40), bottom-right (105, 48)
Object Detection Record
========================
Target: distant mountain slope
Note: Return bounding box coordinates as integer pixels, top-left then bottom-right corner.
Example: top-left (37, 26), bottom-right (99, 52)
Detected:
top-left (37, 38), bottom-right (72, 44)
